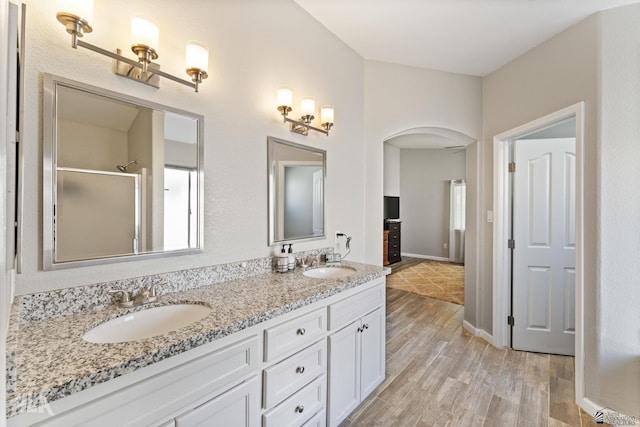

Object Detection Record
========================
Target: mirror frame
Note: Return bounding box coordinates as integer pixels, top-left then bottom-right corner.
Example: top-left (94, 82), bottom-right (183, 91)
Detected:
top-left (43, 73), bottom-right (205, 270)
top-left (267, 136), bottom-right (326, 246)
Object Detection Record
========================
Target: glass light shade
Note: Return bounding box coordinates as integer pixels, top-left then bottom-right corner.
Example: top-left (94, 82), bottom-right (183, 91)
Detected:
top-left (301, 97), bottom-right (315, 117)
top-left (320, 105), bottom-right (334, 125)
top-left (277, 87), bottom-right (293, 108)
top-left (186, 41), bottom-right (209, 71)
top-left (131, 18), bottom-right (159, 51)
top-left (57, 0), bottom-right (94, 22)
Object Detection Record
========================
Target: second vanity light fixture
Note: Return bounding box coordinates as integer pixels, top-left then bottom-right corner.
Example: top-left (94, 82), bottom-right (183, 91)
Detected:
top-left (277, 87), bottom-right (334, 136)
top-left (55, 0), bottom-right (208, 92)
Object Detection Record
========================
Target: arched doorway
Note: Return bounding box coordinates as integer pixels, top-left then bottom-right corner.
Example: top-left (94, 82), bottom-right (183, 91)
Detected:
top-left (382, 126), bottom-right (479, 319)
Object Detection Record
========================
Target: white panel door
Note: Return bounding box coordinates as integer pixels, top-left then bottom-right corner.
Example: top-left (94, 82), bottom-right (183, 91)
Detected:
top-left (512, 138), bottom-right (576, 355)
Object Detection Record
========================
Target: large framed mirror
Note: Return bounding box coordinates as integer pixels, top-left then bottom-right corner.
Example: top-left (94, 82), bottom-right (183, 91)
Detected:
top-left (267, 136), bottom-right (326, 246)
top-left (43, 74), bottom-right (204, 269)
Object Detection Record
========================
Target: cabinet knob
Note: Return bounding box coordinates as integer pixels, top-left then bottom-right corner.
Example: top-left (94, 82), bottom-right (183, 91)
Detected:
top-left (295, 405), bottom-right (305, 413)
top-left (296, 366), bottom-right (305, 374)
top-left (296, 328), bottom-right (306, 336)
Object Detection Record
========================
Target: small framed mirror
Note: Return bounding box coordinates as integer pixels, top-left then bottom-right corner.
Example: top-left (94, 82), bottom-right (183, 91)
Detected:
top-left (43, 74), bottom-right (204, 269)
top-left (267, 136), bottom-right (326, 246)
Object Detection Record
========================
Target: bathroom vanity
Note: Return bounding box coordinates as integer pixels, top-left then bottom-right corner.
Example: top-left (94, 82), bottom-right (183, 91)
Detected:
top-left (6, 261), bottom-right (388, 427)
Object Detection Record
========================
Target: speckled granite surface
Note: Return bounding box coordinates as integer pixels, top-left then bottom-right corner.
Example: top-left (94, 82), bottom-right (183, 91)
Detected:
top-left (6, 260), bottom-right (388, 418)
top-left (17, 250), bottom-right (332, 323)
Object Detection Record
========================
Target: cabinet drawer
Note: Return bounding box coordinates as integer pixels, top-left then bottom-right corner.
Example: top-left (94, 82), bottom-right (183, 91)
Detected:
top-left (262, 375), bottom-right (326, 427)
top-left (301, 409), bottom-right (326, 427)
top-left (386, 222), bottom-right (400, 232)
top-left (387, 231), bottom-right (400, 241)
top-left (264, 308), bottom-right (326, 362)
top-left (328, 282), bottom-right (385, 330)
top-left (263, 340), bottom-right (326, 408)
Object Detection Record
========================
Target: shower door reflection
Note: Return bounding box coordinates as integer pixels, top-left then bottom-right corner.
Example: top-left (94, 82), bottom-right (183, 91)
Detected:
top-left (56, 168), bottom-right (140, 261)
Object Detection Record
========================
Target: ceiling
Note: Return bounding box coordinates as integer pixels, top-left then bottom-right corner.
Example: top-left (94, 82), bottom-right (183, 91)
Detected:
top-left (294, 0), bottom-right (640, 76)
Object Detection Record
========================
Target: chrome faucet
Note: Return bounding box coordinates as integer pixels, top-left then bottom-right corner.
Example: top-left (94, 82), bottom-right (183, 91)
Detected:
top-left (299, 255), bottom-right (319, 268)
top-left (109, 282), bottom-right (165, 308)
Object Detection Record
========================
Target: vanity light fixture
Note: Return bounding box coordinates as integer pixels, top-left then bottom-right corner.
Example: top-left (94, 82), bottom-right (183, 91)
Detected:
top-left (277, 87), bottom-right (334, 136)
top-left (55, 0), bottom-right (208, 92)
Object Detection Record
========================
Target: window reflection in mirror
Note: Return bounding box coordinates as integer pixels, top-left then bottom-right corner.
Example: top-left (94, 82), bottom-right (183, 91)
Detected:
top-left (268, 136), bottom-right (325, 245)
top-left (43, 74), bottom-right (203, 269)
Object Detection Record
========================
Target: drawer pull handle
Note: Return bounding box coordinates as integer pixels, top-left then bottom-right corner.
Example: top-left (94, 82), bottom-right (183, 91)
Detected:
top-left (297, 328), bottom-right (306, 336)
top-left (357, 326), bottom-right (363, 333)
top-left (363, 323), bottom-right (369, 330)
top-left (296, 366), bottom-right (305, 374)
top-left (295, 405), bottom-right (305, 414)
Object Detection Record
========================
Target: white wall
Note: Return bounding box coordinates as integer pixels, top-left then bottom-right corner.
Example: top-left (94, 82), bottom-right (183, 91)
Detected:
top-left (383, 142), bottom-right (400, 196)
top-left (399, 149), bottom-right (465, 258)
top-left (364, 61), bottom-right (481, 265)
top-left (16, 0), bottom-right (364, 294)
top-left (594, 5), bottom-right (640, 416)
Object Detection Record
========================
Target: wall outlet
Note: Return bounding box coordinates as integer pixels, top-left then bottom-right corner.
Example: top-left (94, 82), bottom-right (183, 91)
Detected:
top-left (443, 243), bottom-right (448, 249)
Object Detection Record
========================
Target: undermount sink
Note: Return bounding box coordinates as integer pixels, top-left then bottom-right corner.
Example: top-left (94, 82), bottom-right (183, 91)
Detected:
top-left (83, 304), bottom-right (212, 344)
top-left (303, 266), bottom-right (355, 279)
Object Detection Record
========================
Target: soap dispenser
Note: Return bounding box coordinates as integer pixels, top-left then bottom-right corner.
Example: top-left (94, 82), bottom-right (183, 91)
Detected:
top-left (287, 244), bottom-right (295, 271)
top-left (276, 245), bottom-right (288, 273)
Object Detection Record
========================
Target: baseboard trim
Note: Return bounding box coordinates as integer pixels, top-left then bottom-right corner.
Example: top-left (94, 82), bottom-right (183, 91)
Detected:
top-left (401, 253), bottom-right (450, 262)
top-left (578, 397), bottom-right (600, 418)
top-left (462, 320), bottom-right (493, 345)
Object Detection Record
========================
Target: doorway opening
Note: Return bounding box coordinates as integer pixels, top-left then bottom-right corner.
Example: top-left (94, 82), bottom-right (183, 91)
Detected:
top-left (383, 126), bottom-right (477, 307)
top-left (492, 102), bottom-right (585, 402)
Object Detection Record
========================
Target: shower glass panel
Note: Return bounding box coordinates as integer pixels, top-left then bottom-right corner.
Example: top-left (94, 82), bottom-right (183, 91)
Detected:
top-left (56, 168), bottom-right (139, 262)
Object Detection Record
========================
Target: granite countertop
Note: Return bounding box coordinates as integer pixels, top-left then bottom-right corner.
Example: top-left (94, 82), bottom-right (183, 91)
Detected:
top-left (6, 261), bottom-right (389, 418)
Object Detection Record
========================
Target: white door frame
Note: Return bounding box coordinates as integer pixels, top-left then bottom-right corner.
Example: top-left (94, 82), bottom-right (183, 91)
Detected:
top-left (492, 102), bottom-right (585, 400)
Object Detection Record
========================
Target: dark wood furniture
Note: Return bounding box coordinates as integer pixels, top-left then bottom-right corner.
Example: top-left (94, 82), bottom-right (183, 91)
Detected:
top-left (383, 231), bottom-right (389, 266)
top-left (384, 221), bottom-right (401, 264)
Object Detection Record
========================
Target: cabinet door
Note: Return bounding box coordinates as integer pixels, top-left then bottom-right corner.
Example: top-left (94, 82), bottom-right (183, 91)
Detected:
top-left (175, 376), bottom-right (259, 427)
top-left (360, 307), bottom-right (385, 398)
top-left (328, 320), bottom-right (360, 427)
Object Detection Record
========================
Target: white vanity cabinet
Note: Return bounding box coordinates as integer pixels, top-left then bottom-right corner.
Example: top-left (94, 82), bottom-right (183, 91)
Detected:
top-left (8, 276), bottom-right (386, 427)
top-left (327, 281), bottom-right (386, 427)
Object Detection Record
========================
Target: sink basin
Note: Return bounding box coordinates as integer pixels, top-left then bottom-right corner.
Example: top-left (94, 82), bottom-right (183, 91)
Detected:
top-left (303, 267), bottom-right (355, 279)
top-left (83, 304), bottom-right (212, 344)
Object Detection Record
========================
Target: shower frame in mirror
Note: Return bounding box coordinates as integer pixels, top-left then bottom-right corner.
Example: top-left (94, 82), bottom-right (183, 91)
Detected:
top-left (43, 73), bottom-right (204, 270)
top-left (267, 136), bottom-right (326, 246)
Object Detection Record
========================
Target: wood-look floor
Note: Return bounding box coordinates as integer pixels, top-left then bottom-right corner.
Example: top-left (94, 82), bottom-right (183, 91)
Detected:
top-left (339, 287), bottom-right (600, 427)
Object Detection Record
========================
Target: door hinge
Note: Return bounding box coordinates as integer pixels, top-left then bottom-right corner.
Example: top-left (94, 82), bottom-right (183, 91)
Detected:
top-left (508, 162), bottom-right (516, 173)
top-left (507, 315), bottom-right (515, 326)
top-left (508, 239), bottom-right (515, 250)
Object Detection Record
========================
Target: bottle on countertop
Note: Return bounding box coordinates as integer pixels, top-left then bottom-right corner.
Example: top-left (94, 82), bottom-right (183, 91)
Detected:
top-left (288, 244), bottom-right (295, 271)
top-left (275, 244), bottom-right (288, 273)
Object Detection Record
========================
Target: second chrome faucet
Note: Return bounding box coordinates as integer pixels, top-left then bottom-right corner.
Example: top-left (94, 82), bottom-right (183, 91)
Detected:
top-left (109, 282), bottom-right (165, 308)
